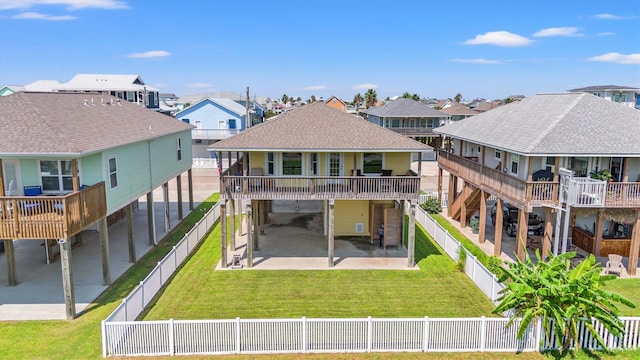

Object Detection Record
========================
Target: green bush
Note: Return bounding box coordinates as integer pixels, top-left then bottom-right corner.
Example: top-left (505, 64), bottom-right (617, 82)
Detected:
top-left (456, 247), bottom-right (467, 272)
top-left (420, 197), bottom-right (442, 214)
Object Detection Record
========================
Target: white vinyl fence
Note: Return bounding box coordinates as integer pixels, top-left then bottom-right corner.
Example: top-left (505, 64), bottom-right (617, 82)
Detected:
top-left (419, 192), bottom-right (448, 208)
top-left (101, 200), bottom-right (640, 357)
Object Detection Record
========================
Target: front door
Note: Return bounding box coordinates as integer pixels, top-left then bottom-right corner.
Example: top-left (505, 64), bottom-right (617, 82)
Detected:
top-left (327, 153), bottom-right (343, 184)
top-left (2, 159), bottom-right (21, 195)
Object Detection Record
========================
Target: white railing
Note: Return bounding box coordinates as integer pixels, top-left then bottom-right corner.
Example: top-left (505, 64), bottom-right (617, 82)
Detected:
top-left (192, 128), bottom-right (240, 140)
top-left (192, 158), bottom-right (218, 169)
top-left (419, 191), bottom-right (448, 208)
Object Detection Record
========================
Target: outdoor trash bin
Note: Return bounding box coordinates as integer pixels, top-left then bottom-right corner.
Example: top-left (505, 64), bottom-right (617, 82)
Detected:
top-left (470, 216), bottom-right (480, 234)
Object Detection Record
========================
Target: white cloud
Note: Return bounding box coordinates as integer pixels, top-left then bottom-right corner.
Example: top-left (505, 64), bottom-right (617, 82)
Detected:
top-left (533, 27), bottom-right (582, 37)
top-left (463, 31), bottom-right (532, 47)
top-left (353, 83), bottom-right (378, 90)
top-left (0, 0), bottom-right (128, 10)
top-left (187, 83), bottom-right (213, 89)
top-left (597, 32), bottom-right (615, 36)
top-left (593, 13), bottom-right (627, 20)
top-left (451, 58), bottom-right (503, 64)
top-left (127, 50), bottom-right (171, 59)
top-left (587, 52), bottom-right (640, 64)
top-left (12, 11), bottom-right (76, 20)
top-left (302, 85), bottom-right (326, 91)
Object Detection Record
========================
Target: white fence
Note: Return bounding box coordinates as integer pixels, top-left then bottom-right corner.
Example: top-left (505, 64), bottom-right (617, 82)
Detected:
top-left (101, 200), bottom-right (640, 357)
top-left (414, 206), bottom-right (503, 303)
top-left (103, 203), bottom-right (220, 325)
top-left (192, 158), bottom-right (217, 169)
top-left (419, 192), bottom-right (448, 208)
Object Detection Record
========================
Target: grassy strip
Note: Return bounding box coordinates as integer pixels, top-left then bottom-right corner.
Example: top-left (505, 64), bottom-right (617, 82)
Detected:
top-left (0, 193), bottom-right (219, 360)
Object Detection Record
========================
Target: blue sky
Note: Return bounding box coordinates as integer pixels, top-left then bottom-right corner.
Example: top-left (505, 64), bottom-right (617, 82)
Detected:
top-left (1, 0), bottom-right (638, 102)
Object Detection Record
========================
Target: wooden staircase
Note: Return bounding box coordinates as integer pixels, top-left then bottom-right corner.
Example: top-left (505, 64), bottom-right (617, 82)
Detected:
top-left (448, 183), bottom-right (482, 221)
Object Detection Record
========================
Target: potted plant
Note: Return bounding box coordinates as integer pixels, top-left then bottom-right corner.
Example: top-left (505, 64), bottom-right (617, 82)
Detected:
top-left (589, 169), bottom-right (612, 181)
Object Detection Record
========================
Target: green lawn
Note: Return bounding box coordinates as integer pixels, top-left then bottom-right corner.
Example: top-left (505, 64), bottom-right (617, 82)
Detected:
top-left (605, 278), bottom-right (640, 316)
top-left (143, 221), bottom-right (496, 319)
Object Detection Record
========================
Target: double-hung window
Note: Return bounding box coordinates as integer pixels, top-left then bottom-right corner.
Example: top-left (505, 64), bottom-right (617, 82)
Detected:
top-left (282, 152), bottom-right (302, 175)
top-left (108, 157), bottom-right (118, 189)
top-left (177, 138), bottom-right (182, 161)
top-left (363, 153), bottom-right (383, 174)
top-left (40, 160), bottom-right (74, 192)
top-left (510, 154), bottom-right (519, 175)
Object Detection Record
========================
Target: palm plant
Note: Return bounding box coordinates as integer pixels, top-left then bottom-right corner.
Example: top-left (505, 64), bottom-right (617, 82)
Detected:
top-left (353, 93), bottom-right (363, 111)
top-left (493, 247), bottom-right (635, 352)
top-left (365, 88), bottom-right (377, 108)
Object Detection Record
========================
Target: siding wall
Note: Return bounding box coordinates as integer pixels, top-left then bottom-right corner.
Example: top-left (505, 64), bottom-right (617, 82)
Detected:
top-left (334, 200), bottom-right (370, 236)
top-left (176, 100), bottom-right (245, 131)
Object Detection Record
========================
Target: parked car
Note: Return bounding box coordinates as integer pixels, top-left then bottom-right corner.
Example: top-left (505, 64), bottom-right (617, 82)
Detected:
top-left (490, 203), bottom-right (544, 237)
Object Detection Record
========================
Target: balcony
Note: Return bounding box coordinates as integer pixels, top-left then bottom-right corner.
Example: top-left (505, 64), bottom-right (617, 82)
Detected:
top-left (387, 127), bottom-right (437, 136)
top-left (0, 182), bottom-right (107, 240)
top-left (220, 175), bottom-right (420, 201)
top-left (192, 128), bottom-right (240, 140)
top-left (438, 150), bottom-right (640, 210)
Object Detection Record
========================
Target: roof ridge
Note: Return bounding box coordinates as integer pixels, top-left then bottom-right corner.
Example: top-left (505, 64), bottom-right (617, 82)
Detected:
top-left (524, 93), bottom-right (584, 153)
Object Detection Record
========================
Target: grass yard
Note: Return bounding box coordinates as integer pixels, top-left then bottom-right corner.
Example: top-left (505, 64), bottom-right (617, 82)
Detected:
top-left (605, 278), bottom-right (640, 316)
top-left (143, 219), bottom-right (497, 320)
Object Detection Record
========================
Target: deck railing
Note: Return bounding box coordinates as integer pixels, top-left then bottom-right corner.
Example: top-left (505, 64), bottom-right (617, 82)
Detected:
top-left (220, 175), bottom-right (420, 200)
top-left (605, 182), bottom-right (640, 207)
top-left (387, 127), bottom-right (437, 136)
top-left (0, 182), bottom-right (106, 240)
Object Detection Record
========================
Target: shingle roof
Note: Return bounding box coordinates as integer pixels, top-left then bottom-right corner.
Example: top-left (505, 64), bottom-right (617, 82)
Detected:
top-left (568, 85), bottom-right (640, 92)
top-left (54, 74), bottom-right (158, 92)
top-left (175, 97), bottom-right (247, 117)
top-left (210, 101), bottom-right (432, 152)
top-left (360, 98), bottom-right (447, 118)
top-left (434, 93), bottom-right (640, 156)
top-left (0, 92), bottom-right (193, 156)
top-left (439, 103), bottom-right (479, 116)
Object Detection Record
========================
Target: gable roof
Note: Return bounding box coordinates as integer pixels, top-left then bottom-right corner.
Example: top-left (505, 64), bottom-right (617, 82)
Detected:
top-left (25, 80), bottom-right (62, 92)
top-left (175, 97), bottom-right (247, 117)
top-left (434, 93), bottom-right (640, 156)
top-left (54, 74), bottom-right (158, 92)
top-left (210, 102), bottom-right (432, 152)
top-left (0, 92), bottom-right (193, 156)
top-left (324, 95), bottom-right (347, 106)
top-left (439, 103), bottom-right (479, 116)
top-left (568, 85), bottom-right (640, 92)
top-left (360, 98), bottom-right (447, 118)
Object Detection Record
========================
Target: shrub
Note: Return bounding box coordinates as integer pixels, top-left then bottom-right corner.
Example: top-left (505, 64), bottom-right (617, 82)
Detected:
top-left (420, 197), bottom-right (442, 214)
top-left (456, 247), bottom-right (467, 272)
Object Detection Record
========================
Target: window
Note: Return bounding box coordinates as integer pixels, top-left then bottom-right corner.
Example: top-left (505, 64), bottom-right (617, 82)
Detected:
top-left (108, 157), bottom-right (118, 189)
top-left (282, 152), bottom-right (302, 175)
top-left (613, 93), bottom-right (627, 103)
top-left (391, 119), bottom-right (400, 127)
top-left (310, 153), bottom-right (318, 175)
top-left (40, 160), bottom-right (75, 192)
top-left (511, 154), bottom-right (519, 175)
top-left (126, 91), bottom-right (136, 102)
top-left (363, 153), bottom-right (383, 174)
top-left (228, 119), bottom-right (236, 129)
top-left (569, 157), bottom-right (588, 177)
top-left (545, 157), bottom-right (556, 173)
top-left (329, 153), bottom-right (341, 176)
top-left (495, 150), bottom-right (501, 160)
top-left (267, 152), bottom-right (275, 175)
top-left (177, 138), bottom-right (182, 161)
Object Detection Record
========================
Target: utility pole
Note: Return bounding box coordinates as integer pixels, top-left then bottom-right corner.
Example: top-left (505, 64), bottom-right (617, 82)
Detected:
top-left (245, 86), bottom-right (250, 129)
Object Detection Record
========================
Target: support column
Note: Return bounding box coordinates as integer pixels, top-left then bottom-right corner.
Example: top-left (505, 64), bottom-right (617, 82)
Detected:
top-left (543, 208), bottom-right (553, 259)
top-left (328, 199), bottom-right (335, 267)
top-left (517, 209), bottom-right (527, 261)
top-left (163, 182), bottom-right (170, 233)
top-left (188, 169), bottom-right (194, 210)
top-left (627, 211), bottom-right (640, 276)
top-left (407, 200), bottom-right (416, 267)
top-left (246, 203), bottom-right (253, 268)
top-left (229, 196), bottom-right (236, 251)
top-left (126, 203), bottom-right (136, 263)
top-left (478, 190), bottom-right (487, 243)
top-left (437, 167), bottom-right (443, 203)
top-left (99, 217), bottom-right (111, 285)
top-left (417, 152), bottom-right (422, 176)
top-left (59, 238), bottom-right (76, 320)
top-left (259, 200), bottom-right (265, 235)
top-left (220, 201), bottom-right (227, 268)
top-left (237, 198), bottom-right (243, 237)
top-left (146, 191), bottom-right (157, 246)
top-left (494, 198), bottom-right (503, 257)
top-left (4, 240), bottom-right (17, 285)
top-left (594, 209), bottom-right (604, 257)
top-left (253, 199), bottom-right (260, 251)
top-left (447, 175), bottom-right (455, 217)
top-left (176, 174), bottom-right (183, 220)
top-left (400, 200), bottom-right (406, 250)
top-left (460, 184), bottom-right (467, 228)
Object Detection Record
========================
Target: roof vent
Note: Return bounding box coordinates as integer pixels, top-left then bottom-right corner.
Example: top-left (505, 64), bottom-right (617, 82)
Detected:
top-left (84, 99), bottom-right (89, 106)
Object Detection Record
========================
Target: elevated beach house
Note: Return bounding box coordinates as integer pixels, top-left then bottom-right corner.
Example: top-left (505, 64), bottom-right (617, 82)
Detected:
top-left (211, 102), bottom-right (431, 268)
top-left (0, 92), bottom-right (193, 318)
top-left (434, 93), bottom-right (640, 274)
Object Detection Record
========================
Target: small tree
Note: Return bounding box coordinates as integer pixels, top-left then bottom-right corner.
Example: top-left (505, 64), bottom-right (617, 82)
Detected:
top-left (494, 248), bottom-right (635, 352)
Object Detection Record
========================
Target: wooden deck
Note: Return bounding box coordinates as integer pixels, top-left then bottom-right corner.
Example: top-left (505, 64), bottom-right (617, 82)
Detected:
top-left (0, 182), bottom-right (106, 240)
top-left (439, 150), bottom-right (640, 210)
top-left (220, 175), bottom-right (420, 200)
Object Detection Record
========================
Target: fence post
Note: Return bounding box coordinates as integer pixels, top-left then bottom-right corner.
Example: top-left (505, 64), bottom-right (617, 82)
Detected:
top-left (491, 276), bottom-right (496, 302)
top-left (236, 317), bottom-right (241, 354)
top-left (302, 316), bottom-right (307, 353)
top-left (536, 317), bottom-right (543, 352)
top-left (367, 316), bottom-right (372, 352)
top-left (169, 318), bottom-right (175, 356)
top-left (480, 316), bottom-right (486, 352)
top-left (423, 316), bottom-right (429, 352)
top-left (140, 281), bottom-right (144, 310)
top-left (123, 298), bottom-right (128, 322)
top-left (101, 320), bottom-right (107, 358)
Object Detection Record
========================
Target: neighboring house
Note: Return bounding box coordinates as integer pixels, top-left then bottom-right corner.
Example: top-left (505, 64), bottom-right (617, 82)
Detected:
top-left (53, 74), bottom-right (160, 110)
top-left (0, 92), bottom-right (194, 318)
top-left (325, 95), bottom-right (347, 112)
top-left (359, 97), bottom-right (449, 139)
top-left (174, 97), bottom-right (253, 143)
top-left (0, 85), bottom-right (24, 96)
top-left (433, 93), bottom-right (640, 275)
top-left (211, 101), bottom-right (431, 268)
top-left (435, 99), bottom-right (454, 109)
top-left (568, 85), bottom-right (640, 109)
top-left (439, 103), bottom-right (479, 124)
